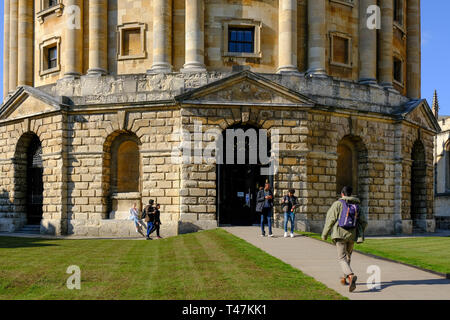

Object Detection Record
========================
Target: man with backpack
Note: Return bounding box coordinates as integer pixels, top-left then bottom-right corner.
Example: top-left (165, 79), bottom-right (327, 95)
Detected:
top-left (142, 199), bottom-right (155, 240)
top-left (321, 186), bottom-right (367, 292)
top-left (256, 183), bottom-right (274, 237)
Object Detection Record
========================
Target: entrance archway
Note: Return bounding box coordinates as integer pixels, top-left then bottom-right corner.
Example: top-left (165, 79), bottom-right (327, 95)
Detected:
top-left (411, 140), bottom-right (426, 229)
top-left (15, 133), bottom-right (44, 226)
top-left (217, 124), bottom-right (272, 225)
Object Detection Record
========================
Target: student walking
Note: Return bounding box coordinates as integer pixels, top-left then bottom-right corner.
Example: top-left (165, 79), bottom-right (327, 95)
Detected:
top-left (153, 204), bottom-right (162, 239)
top-left (321, 186), bottom-right (367, 292)
top-left (282, 189), bottom-right (298, 238)
top-left (142, 199), bottom-right (155, 240)
top-left (256, 183), bottom-right (274, 237)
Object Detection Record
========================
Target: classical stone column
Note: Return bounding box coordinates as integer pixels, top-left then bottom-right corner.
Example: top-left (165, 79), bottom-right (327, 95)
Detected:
top-left (9, 0), bottom-right (18, 92)
top-left (18, 0), bottom-right (33, 86)
top-left (182, 0), bottom-right (206, 72)
top-left (379, 0), bottom-right (393, 88)
top-left (3, 0), bottom-right (10, 98)
top-left (149, 0), bottom-right (173, 73)
top-left (64, 0), bottom-right (83, 78)
top-left (359, 0), bottom-right (377, 84)
top-left (277, 0), bottom-right (298, 73)
top-left (307, 0), bottom-right (327, 77)
top-left (87, 0), bottom-right (108, 75)
top-left (406, 0), bottom-right (421, 99)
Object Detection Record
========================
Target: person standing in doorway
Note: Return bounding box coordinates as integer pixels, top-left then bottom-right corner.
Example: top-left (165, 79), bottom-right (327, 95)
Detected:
top-left (282, 189), bottom-right (298, 238)
top-left (321, 186), bottom-right (367, 292)
top-left (256, 183), bottom-right (274, 237)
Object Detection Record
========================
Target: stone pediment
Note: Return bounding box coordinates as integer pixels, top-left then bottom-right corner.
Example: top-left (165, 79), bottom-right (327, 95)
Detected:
top-left (176, 70), bottom-right (315, 107)
top-left (0, 86), bottom-right (66, 121)
top-left (396, 99), bottom-right (441, 133)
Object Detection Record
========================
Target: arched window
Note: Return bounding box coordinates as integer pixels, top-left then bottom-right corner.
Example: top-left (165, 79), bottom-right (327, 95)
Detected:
top-left (110, 134), bottom-right (140, 193)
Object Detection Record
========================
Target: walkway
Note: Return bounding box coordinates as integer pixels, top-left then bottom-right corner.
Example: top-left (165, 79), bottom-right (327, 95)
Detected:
top-left (223, 226), bottom-right (450, 300)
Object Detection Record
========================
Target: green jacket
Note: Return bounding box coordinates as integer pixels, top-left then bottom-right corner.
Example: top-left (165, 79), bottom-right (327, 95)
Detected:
top-left (321, 196), bottom-right (368, 243)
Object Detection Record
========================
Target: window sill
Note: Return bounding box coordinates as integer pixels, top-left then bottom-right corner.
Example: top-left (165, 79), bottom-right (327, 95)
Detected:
top-left (36, 3), bottom-right (64, 24)
top-left (39, 67), bottom-right (60, 77)
top-left (393, 79), bottom-right (404, 88)
top-left (393, 21), bottom-right (406, 35)
top-left (329, 0), bottom-right (354, 8)
top-left (330, 61), bottom-right (352, 69)
top-left (117, 53), bottom-right (147, 61)
top-left (223, 52), bottom-right (262, 59)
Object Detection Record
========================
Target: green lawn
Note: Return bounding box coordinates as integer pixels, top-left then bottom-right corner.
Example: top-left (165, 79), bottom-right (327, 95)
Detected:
top-left (0, 229), bottom-right (344, 300)
top-left (297, 232), bottom-right (450, 275)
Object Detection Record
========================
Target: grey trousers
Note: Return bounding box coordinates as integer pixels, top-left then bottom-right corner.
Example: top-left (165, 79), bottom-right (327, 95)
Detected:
top-left (336, 239), bottom-right (354, 277)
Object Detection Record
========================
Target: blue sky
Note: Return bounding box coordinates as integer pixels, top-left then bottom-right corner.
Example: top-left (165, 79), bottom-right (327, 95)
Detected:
top-left (0, 1), bottom-right (449, 114)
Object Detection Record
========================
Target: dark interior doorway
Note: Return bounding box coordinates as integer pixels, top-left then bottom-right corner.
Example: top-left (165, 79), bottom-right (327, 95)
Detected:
top-left (26, 135), bottom-right (43, 225)
top-left (217, 124), bottom-right (271, 225)
top-left (411, 140), bottom-right (426, 229)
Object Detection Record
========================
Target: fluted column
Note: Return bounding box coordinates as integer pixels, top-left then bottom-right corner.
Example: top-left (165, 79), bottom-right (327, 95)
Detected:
top-left (379, 0), bottom-right (393, 88)
top-left (406, 0), bottom-right (421, 99)
top-left (18, 0), bottom-right (33, 86)
top-left (64, 0), bottom-right (83, 78)
top-left (277, 0), bottom-right (298, 73)
top-left (359, 0), bottom-right (377, 84)
top-left (182, 0), bottom-right (206, 72)
top-left (9, 0), bottom-right (18, 92)
top-left (3, 0), bottom-right (10, 98)
top-left (149, 0), bottom-right (173, 73)
top-left (307, 0), bottom-right (327, 77)
top-left (87, 0), bottom-right (108, 75)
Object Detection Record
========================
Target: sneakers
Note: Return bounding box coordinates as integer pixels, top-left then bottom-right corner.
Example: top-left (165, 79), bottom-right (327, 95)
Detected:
top-left (284, 232), bottom-right (288, 238)
top-left (261, 234), bottom-right (265, 237)
top-left (348, 274), bottom-right (357, 292)
top-left (290, 233), bottom-right (294, 238)
top-left (268, 234), bottom-right (274, 238)
top-left (340, 277), bottom-right (349, 286)
top-left (146, 237), bottom-right (152, 240)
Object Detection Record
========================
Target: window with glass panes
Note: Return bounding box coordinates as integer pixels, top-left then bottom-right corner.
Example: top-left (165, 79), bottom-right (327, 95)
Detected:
top-left (47, 46), bottom-right (57, 69)
top-left (228, 27), bottom-right (255, 53)
top-left (48, 0), bottom-right (58, 8)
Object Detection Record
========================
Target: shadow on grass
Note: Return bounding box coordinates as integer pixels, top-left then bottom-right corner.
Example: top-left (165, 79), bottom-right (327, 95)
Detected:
top-left (357, 278), bottom-right (450, 293)
top-left (0, 237), bottom-right (59, 249)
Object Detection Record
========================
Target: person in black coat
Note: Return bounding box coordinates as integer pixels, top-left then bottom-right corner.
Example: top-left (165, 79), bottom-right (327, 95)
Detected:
top-left (256, 183), bottom-right (274, 237)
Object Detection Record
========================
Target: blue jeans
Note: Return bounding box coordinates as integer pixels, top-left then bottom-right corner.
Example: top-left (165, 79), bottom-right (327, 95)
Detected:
top-left (260, 207), bottom-right (272, 235)
top-left (146, 222), bottom-right (154, 238)
top-left (284, 211), bottom-right (295, 233)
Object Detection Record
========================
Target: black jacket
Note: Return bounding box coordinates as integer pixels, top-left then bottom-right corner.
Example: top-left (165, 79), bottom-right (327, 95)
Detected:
top-left (282, 195), bottom-right (298, 213)
top-left (256, 189), bottom-right (273, 213)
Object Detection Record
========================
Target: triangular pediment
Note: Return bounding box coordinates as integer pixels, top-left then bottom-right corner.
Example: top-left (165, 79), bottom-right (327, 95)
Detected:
top-left (396, 99), bottom-right (441, 133)
top-left (176, 70), bottom-right (316, 107)
top-left (0, 86), bottom-right (65, 121)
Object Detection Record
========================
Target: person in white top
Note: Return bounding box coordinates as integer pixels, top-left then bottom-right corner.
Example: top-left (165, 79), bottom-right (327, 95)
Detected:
top-left (129, 202), bottom-right (141, 234)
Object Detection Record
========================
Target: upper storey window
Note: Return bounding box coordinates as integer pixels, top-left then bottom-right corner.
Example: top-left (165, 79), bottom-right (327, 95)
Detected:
top-left (117, 23), bottom-right (147, 60)
top-left (39, 36), bottom-right (61, 76)
top-left (222, 19), bottom-right (262, 59)
top-left (394, 0), bottom-right (404, 26)
top-left (47, 46), bottom-right (58, 70)
top-left (37, 0), bottom-right (63, 24)
top-left (228, 28), bottom-right (255, 53)
top-left (330, 32), bottom-right (352, 68)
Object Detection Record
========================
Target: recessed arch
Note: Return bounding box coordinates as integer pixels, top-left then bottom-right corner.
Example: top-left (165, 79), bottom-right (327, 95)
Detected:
top-left (102, 130), bottom-right (142, 219)
top-left (14, 132), bottom-right (44, 227)
top-left (411, 139), bottom-right (427, 229)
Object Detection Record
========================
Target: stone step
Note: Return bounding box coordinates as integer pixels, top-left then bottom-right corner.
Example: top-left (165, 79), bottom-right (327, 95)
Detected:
top-left (17, 225), bottom-right (41, 234)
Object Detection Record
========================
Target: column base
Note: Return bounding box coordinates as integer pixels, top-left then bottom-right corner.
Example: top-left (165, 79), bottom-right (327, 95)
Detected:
top-left (306, 68), bottom-right (328, 78)
top-left (63, 72), bottom-right (81, 79)
top-left (359, 78), bottom-right (378, 85)
top-left (181, 62), bottom-right (206, 73)
top-left (87, 68), bottom-right (108, 76)
top-left (147, 63), bottom-right (173, 74)
top-left (277, 65), bottom-right (300, 74)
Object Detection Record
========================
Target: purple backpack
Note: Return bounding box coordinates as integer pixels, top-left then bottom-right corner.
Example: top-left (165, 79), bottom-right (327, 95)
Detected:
top-left (338, 200), bottom-right (359, 229)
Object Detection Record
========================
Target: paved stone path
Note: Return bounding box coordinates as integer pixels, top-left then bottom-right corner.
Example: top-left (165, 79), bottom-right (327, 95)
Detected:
top-left (223, 226), bottom-right (450, 300)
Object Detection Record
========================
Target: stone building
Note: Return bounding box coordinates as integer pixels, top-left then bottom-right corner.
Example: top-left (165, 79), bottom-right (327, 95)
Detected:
top-left (433, 91), bottom-right (450, 230)
top-left (0, 0), bottom-right (439, 237)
